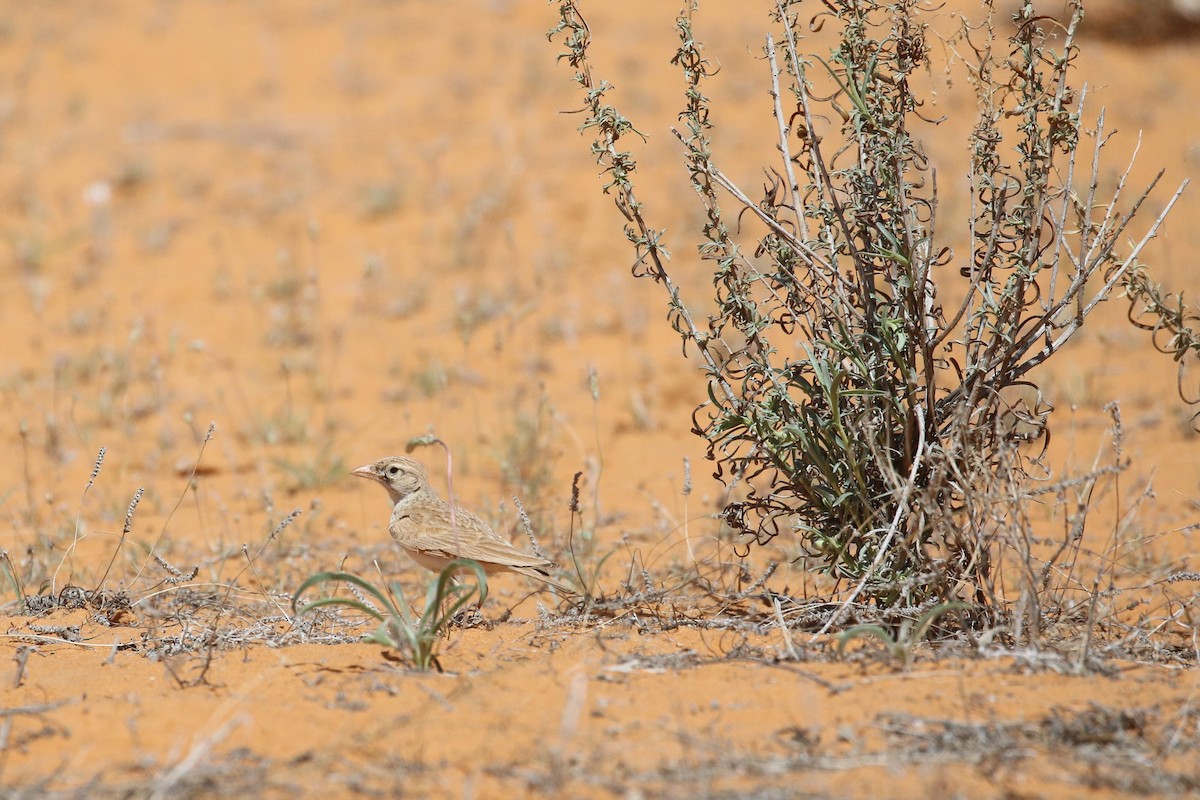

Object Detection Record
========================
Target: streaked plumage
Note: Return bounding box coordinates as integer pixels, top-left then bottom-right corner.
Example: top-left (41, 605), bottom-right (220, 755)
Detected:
top-left (352, 456), bottom-right (574, 593)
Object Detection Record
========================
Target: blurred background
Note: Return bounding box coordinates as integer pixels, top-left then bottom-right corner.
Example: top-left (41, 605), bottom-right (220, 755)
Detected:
top-left (0, 0), bottom-right (1196, 589)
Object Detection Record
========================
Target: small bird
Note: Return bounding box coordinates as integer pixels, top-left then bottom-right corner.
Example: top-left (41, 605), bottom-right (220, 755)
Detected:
top-left (352, 455), bottom-right (575, 594)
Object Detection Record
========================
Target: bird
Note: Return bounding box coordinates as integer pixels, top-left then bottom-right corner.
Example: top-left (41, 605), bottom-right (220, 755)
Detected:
top-left (351, 455), bottom-right (576, 594)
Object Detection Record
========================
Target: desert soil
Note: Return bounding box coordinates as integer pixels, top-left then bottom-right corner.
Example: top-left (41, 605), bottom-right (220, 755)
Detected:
top-left (1, 1), bottom-right (1198, 798)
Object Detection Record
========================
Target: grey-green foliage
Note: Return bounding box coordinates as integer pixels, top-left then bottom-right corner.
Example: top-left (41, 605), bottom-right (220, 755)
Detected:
top-left (836, 601), bottom-right (970, 668)
top-left (551, 0), bottom-right (1193, 618)
top-left (292, 559), bottom-right (488, 671)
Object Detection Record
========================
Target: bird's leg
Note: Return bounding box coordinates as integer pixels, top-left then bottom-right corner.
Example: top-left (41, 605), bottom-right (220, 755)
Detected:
top-left (448, 604), bottom-right (486, 629)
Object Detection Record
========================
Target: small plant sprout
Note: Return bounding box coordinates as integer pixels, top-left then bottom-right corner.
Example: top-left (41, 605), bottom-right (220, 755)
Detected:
top-left (835, 602), bottom-right (971, 669)
top-left (134, 422), bottom-right (216, 586)
top-left (565, 470), bottom-right (611, 600)
top-left (51, 446), bottom-right (106, 594)
top-left (291, 559), bottom-right (488, 672)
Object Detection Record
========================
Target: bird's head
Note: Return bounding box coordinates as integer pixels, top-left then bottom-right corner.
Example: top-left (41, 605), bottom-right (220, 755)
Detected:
top-left (351, 456), bottom-right (431, 504)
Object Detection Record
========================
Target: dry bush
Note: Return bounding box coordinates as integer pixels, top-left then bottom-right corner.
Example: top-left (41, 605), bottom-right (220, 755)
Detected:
top-left (551, 0), bottom-right (1198, 634)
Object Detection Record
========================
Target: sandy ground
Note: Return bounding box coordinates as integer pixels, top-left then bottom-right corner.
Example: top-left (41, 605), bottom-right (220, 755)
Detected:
top-left (1, 1), bottom-right (1198, 797)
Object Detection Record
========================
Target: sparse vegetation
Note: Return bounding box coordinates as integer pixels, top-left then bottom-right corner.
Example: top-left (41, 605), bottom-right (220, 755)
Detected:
top-left (835, 600), bottom-right (969, 668)
top-left (0, 1), bottom-right (1197, 797)
top-left (292, 561), bottom-right (488, 672)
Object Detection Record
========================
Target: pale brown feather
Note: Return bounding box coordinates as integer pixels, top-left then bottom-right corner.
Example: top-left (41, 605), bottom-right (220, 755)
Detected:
top-left (353, 455), bottom-right (575, 594)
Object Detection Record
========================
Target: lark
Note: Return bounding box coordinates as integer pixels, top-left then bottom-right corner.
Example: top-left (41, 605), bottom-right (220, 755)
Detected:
top-left (352, 456), bottom-right (575, 593)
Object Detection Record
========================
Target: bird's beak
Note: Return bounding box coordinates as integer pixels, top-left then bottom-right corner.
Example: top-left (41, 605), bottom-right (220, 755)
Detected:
top-left (351, 464), bottom-right (378, 481)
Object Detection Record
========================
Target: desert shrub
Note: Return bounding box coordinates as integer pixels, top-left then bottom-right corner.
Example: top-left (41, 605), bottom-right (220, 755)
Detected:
top-left (550, 0), bottom-right (1196, 626)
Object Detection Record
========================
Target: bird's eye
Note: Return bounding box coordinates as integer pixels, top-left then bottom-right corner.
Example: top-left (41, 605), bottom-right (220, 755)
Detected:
top-left (387, 465), bottom-right (400, 476)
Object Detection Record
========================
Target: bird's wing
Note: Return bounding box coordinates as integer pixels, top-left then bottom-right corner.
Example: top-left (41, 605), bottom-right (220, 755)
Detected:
top-left (395, 505), bottom-right (557, 571)
top-left (407, 531), bottom-right (556, 571)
